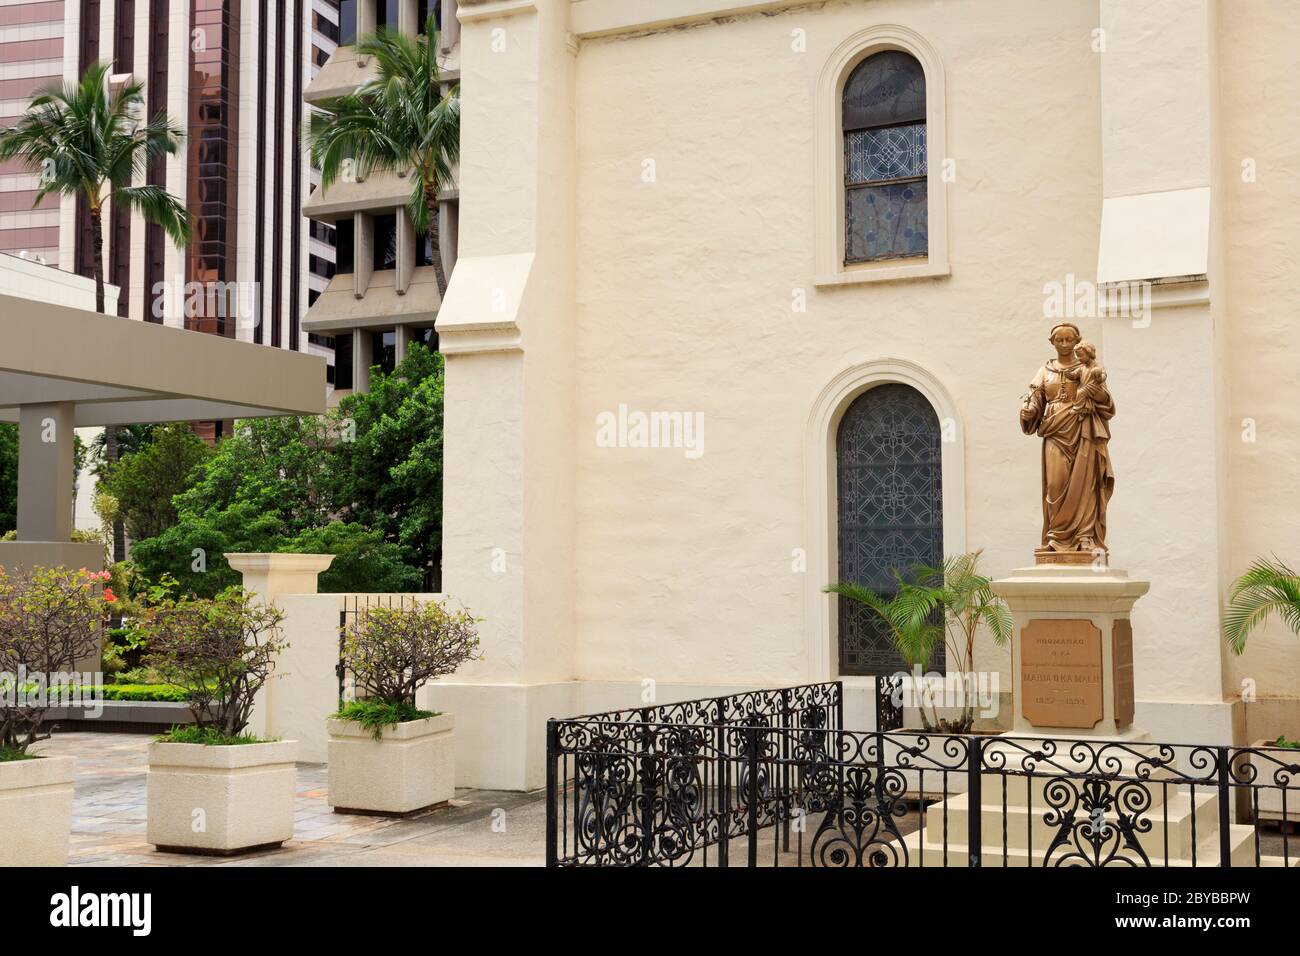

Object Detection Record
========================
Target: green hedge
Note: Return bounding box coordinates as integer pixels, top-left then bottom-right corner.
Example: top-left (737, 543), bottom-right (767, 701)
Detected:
top-left (71, 684), bottom-right (192, 703)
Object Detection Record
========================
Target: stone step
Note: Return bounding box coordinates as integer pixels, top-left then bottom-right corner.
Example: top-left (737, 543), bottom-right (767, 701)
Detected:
top-left (902, 822), bottom-right (1257, 867)
top-left (914, 788), bottom-right (1221, 862)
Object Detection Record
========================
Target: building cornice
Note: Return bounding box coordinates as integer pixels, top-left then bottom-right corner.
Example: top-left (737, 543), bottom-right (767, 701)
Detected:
top-left (568, 0), bottom-right (820, 39)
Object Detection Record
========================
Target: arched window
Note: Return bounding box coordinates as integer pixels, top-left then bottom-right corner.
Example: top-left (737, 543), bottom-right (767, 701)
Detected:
top-left (836, 383), bottom-right (943, 676)
top-left (842, 51), bottom-right (928, 263)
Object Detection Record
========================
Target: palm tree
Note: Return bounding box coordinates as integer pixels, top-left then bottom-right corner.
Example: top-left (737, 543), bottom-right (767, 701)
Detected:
top-left (307, 16), bottom-right (460, 295)
top-left (1224, 557), bottom-right (1300, 655)
top-left (0, 60), bottom-right (191, 314)
top-left (0, 61), bottom-right (191, 561)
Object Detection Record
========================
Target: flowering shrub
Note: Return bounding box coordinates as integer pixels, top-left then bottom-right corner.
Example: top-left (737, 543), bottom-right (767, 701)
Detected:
top-left (0, 566), bottom-right (112, 756)
top-left (140, 587), bottom-right (286, 741)
top-left (341, 601), bottom-right (479, 710)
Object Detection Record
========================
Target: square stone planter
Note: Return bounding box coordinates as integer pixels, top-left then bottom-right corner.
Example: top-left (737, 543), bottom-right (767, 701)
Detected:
top-left (147, 740), bottom-right (298, 855)
top-left (0, 755), bottom-right (75, 866)
top-left (328, 713), bottom-right (454, 815)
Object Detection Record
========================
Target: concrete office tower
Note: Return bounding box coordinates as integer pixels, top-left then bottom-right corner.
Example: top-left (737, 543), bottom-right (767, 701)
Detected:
top-left (302, 0), bottom-right (460, 399)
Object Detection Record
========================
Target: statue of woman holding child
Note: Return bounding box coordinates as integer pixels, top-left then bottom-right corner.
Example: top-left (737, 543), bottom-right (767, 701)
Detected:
top-left (1018, 322), bottom-right (1116, 563)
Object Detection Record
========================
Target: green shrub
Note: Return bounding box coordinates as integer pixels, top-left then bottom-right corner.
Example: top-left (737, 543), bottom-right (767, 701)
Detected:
top-left (0, 566), bottom-right (114, 756)
top-left (156, 725), bottom-right (266, 746)
top-left (99, 684), bottom-right (191, 702)
top-left (334, 699), bottom-right (435, 740)
top-left (139, 587), bottom-right (286, 741)
top-left (341, 600), bottom-right (479, 709)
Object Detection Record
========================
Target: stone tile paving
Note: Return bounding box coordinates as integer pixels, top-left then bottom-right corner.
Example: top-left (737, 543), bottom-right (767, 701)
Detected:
top-left (37, 732), bottom-right (546, 867)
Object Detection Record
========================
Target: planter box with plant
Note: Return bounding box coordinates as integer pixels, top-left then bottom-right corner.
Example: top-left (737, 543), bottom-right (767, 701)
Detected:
top-left (141, 586), bottom-right (297, 855)
top-left (329, 600), bottom-right (479, 816)
top-left (0, 566), bottom-right (112, 866)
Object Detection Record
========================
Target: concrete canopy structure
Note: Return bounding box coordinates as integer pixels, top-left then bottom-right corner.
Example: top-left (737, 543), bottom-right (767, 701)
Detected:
top-left (0, 294), bottom-right (326, 569)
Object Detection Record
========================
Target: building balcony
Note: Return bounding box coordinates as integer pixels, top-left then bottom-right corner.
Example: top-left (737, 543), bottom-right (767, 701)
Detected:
top-left (304, 168), bottom-right (459, 222)
top-left (301, 267), bottom-right (442, 335)
top-left (304, 39), bottom-right (459, 105)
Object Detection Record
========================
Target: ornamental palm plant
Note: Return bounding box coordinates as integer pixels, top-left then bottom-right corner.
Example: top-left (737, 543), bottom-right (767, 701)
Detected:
top-left (903, 551), bottom-right (1012, 731)
top-left (1223, 557), bottom-right (1300, 655)
top-left (0, 61), bottom-right (191, 315)
top-left (827, 551), bottom-right (1011, 732)
top-left (825, 575), bottom-right (946, 729)
top-left (307, 16), bottom-right (460, 296)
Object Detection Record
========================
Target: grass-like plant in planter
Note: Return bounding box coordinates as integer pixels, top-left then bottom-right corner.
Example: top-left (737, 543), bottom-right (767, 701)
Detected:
top-left (0, 566), bottom-right (112, 865)
top-left (138, 586), bottom-right (298, 855)
top-left (328, 600), bottom-right (479, 816)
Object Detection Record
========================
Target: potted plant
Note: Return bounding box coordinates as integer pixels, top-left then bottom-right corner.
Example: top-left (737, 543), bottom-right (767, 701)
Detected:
top-left (140, 586), bottom-right (294, 854)
top-left (1223, 557), bottom-right (1300, 829)
top-left (827, 551), bottom-right (1011, 733)
top-left (0, 566), bottom-right (112, 866)
top-left (328, 600), bottom-right (479, 815)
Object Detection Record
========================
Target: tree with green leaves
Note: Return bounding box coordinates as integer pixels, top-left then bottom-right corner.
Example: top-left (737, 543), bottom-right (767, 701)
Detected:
top-left (0, 60), bottom-right (191, 314)
top-left (0, 425), bottom-right (16, 537)
top-left (308, 17), bottom-right (459, 294)
top-left (333, 342), bottom-right (444, 583)
top-left (99, 423), bottom-right (211, 543)
top-left (1224, 557), bottom-right (1300, 655)
top-left (128, 346), bottom-right (443, 597)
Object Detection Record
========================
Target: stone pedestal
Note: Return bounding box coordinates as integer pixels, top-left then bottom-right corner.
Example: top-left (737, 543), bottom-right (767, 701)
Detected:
top-left (993, 564), bottom-right (1148, 736)
top-left (890, 563), bottom-right (1268, 866)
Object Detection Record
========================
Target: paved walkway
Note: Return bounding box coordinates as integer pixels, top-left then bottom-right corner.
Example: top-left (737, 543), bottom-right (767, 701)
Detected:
top-left (38, 732), bottom-right (547, 867)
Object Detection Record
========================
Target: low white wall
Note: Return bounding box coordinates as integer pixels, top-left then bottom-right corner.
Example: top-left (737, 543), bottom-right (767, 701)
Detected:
top-left (248, 588), bottom-right (444, 764)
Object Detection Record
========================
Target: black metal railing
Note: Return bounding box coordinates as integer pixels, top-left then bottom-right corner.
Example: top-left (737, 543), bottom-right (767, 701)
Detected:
top-left (546, 682), bottom-right (1300, 868)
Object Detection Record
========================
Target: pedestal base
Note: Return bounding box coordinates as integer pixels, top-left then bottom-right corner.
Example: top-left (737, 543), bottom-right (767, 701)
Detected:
top-left (993, 565), bottom-right (1149, 737)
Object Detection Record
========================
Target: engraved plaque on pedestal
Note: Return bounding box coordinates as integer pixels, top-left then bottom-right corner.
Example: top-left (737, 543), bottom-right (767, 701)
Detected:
top-left (1112, 619), bottom-right (1134, 729)
top-left (1020, 619), bottom-right (1103, 729)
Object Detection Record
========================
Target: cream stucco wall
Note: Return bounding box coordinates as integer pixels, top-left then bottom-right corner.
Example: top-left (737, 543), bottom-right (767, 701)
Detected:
top-left (571, 0), bottom-right (1101, 690)
top-left (437, 0), bottom-right (1300, 785)
top-left (1219, 0), bottom-right (1300, 701)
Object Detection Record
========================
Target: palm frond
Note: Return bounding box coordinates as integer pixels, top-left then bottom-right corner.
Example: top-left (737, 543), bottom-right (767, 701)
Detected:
top-left (112, 184), bottom-right (191, 245)
top-left (0, 60), bottom-right (187, 249)
top-left (1224, 557), bottom-right (1300, 654)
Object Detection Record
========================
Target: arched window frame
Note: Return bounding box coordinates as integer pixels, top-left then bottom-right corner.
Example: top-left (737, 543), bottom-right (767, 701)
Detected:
top-left (803, 358), bottom-right (966, 681)
top-left (814, 26), bottom-right (950, 286)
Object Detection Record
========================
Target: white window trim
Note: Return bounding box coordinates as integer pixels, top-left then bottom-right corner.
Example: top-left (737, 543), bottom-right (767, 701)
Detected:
top-left (814, 24), bottom-right (950, 287)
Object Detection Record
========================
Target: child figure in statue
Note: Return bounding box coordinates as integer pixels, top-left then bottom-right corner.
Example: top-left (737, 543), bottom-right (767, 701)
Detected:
top-left (1067, 340), bottom-right (1107, 416)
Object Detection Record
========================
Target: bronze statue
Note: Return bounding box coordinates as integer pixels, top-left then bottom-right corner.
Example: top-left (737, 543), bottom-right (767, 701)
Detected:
top-left (1019, 322), bottom-right (1115, 562)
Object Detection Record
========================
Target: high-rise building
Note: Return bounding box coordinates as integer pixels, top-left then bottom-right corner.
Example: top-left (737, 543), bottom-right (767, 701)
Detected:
top-left (0, 0), bottom-right (69, 266)
top-left (302, 0), bottom-right (459, 399)
top-left (1, 1), bottom-right (334, 385)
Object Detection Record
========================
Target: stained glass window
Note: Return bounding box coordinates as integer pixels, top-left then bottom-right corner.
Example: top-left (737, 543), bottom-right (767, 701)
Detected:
top-left (842, 51), bottom-right (928, 262)
top-left (836, 384), bottom-right (944, 677)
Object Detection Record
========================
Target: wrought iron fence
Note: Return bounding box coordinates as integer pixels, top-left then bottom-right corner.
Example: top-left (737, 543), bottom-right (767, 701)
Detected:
top-left (546, 681), bottom-right (1300, 868)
